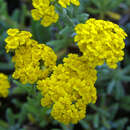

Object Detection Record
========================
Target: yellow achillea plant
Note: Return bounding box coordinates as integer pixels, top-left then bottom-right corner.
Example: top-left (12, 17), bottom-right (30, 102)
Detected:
top-left (0, 73), bottom-right (10, 98)
top-left (74, 18), bottom-right (127, 69)
top-left (31, 0), bottom-right (59, 27)
top-left (5, 29), bottom-right (57, 84)
top-left (4, 18), bottom-right (127, 124)
top-left (37, 54), bottom-right (97, 124)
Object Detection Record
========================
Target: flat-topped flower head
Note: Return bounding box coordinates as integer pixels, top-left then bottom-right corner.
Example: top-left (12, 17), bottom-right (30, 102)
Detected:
top-left (31, 0), bottom-right (59, 27)
top-left (5, 29), bottom-right (57, 84)
top-left (0, 73), bottom-right (10, 98)
top-left (37, 54), bottom-right (97, 124)
top-left (51, 97), bottom-right (87, 124)
top-left (74, 18), bottom-right (127, 69)
top-left (12, 40), bottom-right (57, 84)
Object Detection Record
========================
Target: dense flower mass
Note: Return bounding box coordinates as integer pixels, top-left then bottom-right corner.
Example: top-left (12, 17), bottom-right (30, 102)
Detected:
top-left (31, 0), bottom-right (59, 27)
top-left (0, 73), bottom-right (10, 98)
top-left (4, 17), bottom-right (127, 124)
top-left (58, 0), bottom-right (80, 8)
top-left (37, 54), bottom-right (97, 124)
top-left (74, 18), bottom-right (127, 69)
top-left (12, 41), bottom-right (57, 84)
top-left (5, 29), bottom-right (57, 84)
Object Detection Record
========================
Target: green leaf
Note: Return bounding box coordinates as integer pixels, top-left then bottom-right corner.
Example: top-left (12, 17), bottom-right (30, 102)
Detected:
top-left (59, 26), bottom-right (73, 37)
top-left (108, 104), bottom-right (119, 120)
top-left (31, 20), bottom-right (51, 43)
top-left (121, 76), bottom-right (130, 82)
top-left (12, 87), bottom-right (27, 95)
top-left (77, 13), bottom-right (89, 23)
top-left (102, 117), bottom-right (111, 129)
top-left (120, 96), bottom-right (130, 111)
top-left (20, 4), bottom-right (28, 25)
top-left (93, 114), bottom-right (99, 128)
top-left (47, 37), bottom-right (73, 52)
top-left (80, 120), bottom-right (90, 129)
top-left (107, 80), bottom-right (116, 94)
top-left (6, 108), bottom-right (15, 126)
top-left (13, 80), bottom-right (32, 95)
top-left (90, 104), bottom-right (110, 117)
top-left (11, 9), bottom-right (20, 22)
top-left (11, 99), bottom-right (22, 108)
top-left (91, 0), bottom-right (102, 8)
top-left (114, 118), bottom-right (128, 130)
top-left (115, 81), bottom-right (125, 100)
top-left (108, 0), bottom-right (123, 10)
top-left (0, 0), bottom-right (8, 16)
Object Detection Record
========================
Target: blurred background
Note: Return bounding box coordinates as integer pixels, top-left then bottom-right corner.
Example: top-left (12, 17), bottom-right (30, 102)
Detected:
top-left (0, 0), bottom-right (130, 130)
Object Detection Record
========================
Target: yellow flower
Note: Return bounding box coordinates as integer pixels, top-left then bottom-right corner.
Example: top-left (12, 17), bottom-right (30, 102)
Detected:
top-left (31, 0), bottom-right (80, 26)
top-left (31, 0), bottom-right (59, 27)
top-left (0, 73), bottom-right (10, 98)
top-left (37, 54), bottom-right (97, 124)
top-left (7, 28), bottom-right (19, 36)
top-left (51, 97), bottom-right (86, 124)
top-left (5, 28), bottom-right (32, 52)
top-left (12, 41), bottom-right (57, 84)
top-left (74, 18), bottom-right (127, 69)
top-left (5, 29), bottom-right (57, 84)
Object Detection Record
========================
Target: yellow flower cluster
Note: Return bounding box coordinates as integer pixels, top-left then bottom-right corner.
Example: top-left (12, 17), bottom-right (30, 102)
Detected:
top-left (5, 28), bottom-right (32, 52)
top-left (5, 29), bottom-right (57, 84)
top-left (4, 18), bottom-right (127, 124)
top-left (58, 0), bottom-right (80, 8)
top-left (31, 0), bottom-right (80, 27)
top-left (74, 18), bottom-right (127, 69)
top-left (38, 54), bottom-right (97, 124)
top-left (0, 73), bottom-right (10, 98)
top-left (31, 0), bottom-right (59, 27)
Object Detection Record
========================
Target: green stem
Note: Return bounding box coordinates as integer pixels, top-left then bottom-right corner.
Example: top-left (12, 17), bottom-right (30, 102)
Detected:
top-left (64, 13), bottom-right (75, 27)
